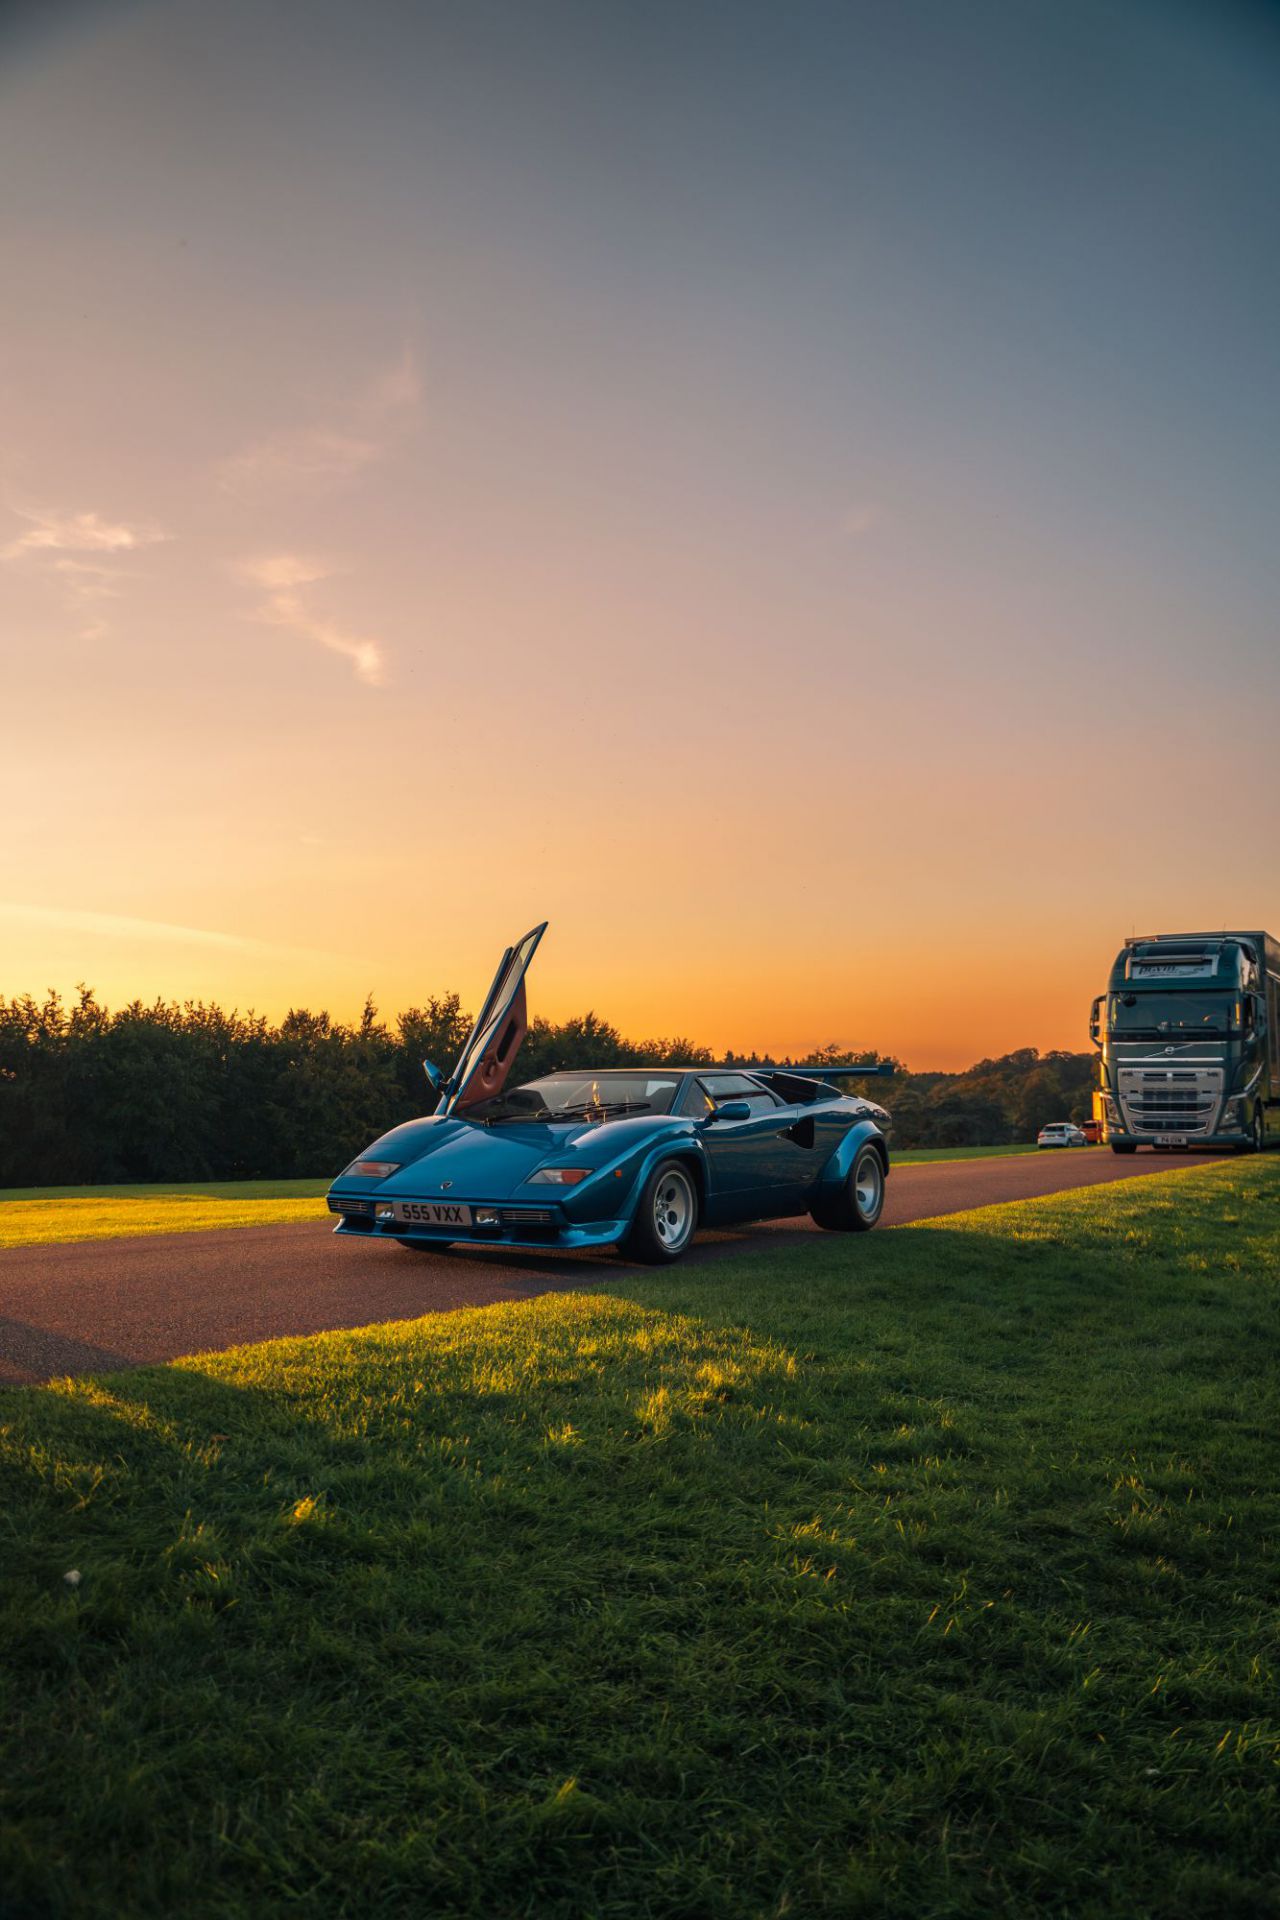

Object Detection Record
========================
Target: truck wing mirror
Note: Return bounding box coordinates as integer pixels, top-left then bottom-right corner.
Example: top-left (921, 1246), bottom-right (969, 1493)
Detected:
top-left (1089, 997), bottom-right (1102, 1047)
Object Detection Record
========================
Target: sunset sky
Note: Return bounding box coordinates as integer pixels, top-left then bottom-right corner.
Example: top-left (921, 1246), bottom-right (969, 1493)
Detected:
top-left (2, 0), bottom-right (1277, 1069)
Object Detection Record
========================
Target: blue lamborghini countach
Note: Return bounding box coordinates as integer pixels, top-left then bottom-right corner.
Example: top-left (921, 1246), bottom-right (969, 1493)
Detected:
top-left (327, 923), bottom-right (892, 1263)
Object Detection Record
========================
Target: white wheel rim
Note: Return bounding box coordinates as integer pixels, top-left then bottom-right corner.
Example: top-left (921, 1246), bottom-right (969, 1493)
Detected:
top-left (854, 1152), bottom-right (882, 1219)
top-left (653, 1167), bottom-right (694, 1250)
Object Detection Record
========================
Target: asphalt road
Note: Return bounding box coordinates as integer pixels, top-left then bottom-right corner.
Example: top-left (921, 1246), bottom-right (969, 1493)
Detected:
top-left (0, 1150), bottom-right (1215, 1385)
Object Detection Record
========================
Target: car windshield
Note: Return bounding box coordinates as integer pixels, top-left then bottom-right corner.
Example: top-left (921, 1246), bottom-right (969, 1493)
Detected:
top-left (472, 1072), bottom-right (683, 1124)
top-left (1109, 992), bottom-right (1234, 1038)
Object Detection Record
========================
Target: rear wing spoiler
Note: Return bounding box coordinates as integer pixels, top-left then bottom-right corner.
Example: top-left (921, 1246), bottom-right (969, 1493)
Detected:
top-left (788, 1063), bottom-right (895, 1080)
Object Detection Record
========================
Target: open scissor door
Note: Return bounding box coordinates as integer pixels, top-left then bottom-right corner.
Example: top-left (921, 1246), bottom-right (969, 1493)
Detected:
top-left (441, 922), bottom-right (548, 1114)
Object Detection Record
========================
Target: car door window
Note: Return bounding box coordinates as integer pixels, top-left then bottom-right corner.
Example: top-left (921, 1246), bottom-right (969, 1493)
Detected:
top-left (699, 1073), bottom-right (780, 1112)
top-left (682, 1078), bottom-right (715, 1117)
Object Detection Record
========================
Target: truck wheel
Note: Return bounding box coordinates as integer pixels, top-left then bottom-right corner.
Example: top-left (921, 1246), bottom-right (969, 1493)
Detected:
top-left (1110, 1142), bottom-right (1138, 1155)
top-left (621, 1160), bottom-right (697, 1263)
top-left (810, 1142), bottom-right (885, 1232)
top-left (1250, 1104), bottom-right (1265, 1153)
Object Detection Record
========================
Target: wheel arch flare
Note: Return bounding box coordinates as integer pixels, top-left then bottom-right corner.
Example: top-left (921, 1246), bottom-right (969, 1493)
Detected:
top-left (816, 1118), bottom-right (889, 1200)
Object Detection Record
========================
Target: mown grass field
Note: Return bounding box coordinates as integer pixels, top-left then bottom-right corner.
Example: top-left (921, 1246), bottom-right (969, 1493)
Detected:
top-left (0, 1151), bottom-right (1049, 1249)
top-left (0, 1180), bottom-right (329, 1202)
top-left (2, 1161), bottom-right (1277, 1917)
top-left (0, 1182), bottom-right (328, 1249)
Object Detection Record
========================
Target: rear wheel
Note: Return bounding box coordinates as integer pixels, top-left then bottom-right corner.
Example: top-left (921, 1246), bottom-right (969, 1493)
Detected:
top-left (622, 1161), bottom-right (697, 1264)
top-left (1110, 1142), bottom-right (1138, 1155)
top-left (810, 1141), bottom-right (885, 1233)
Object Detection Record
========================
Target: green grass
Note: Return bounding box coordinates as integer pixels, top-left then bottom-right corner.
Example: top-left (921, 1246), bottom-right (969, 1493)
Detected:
top-left (0, 1179), bottom-right (329, 1202)
top-left (1, 1161), bottom-right (1277, 1918)
top-left (0, 1185), bottom-right (328, 1249)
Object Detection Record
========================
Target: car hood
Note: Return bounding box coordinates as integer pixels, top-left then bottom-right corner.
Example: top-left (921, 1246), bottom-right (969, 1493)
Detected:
top-left (332, 1111), bottom-right (663, 1202)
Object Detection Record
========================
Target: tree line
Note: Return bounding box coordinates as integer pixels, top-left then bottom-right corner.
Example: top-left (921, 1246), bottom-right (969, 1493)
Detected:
top-left (0, 987), bottom-right (1094, 1186)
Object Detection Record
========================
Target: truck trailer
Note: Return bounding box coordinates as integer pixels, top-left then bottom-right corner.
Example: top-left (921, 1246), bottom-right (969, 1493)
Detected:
top-left (1090, 931), bottom-right (1279, 1153)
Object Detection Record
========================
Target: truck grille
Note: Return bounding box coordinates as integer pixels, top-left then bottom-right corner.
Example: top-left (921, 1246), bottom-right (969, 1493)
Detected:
top-left (1117, 1066), bottom-right (1223, 1135)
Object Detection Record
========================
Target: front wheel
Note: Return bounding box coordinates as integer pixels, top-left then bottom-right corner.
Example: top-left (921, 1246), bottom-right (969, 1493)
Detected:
top-left (621, 1160), bottom-right (698, 1264)
top-left (1249, 1104), bottom-right (1266, 1153)
top-left (810, 1141), bottom-right (885, 1233)
top-left (1110, 1142), bottom-right (1138, 1155)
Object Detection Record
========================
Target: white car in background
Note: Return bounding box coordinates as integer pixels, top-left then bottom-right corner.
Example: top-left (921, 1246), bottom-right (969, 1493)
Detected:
top-left (1037, 1122), bottom-right (1086, 1149)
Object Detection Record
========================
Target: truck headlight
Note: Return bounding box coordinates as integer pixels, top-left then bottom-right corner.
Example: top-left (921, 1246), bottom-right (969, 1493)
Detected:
top-left (1219, 1099), bottom-right (1242, 1130)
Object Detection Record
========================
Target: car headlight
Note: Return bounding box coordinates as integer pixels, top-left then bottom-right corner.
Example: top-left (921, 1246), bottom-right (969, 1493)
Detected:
top-left (528, 1166), bottom-right (592, 1185)
top-left (348, 1159), bottom-right (401, 1178)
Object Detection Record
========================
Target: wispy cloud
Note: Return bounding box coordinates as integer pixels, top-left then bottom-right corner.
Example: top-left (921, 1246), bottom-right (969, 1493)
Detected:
top-left (215, 346), bottom-right (422, 496)
top-left (842, 504), bottom-right (881, 538)
top-left (2, 506), bottom-right (166, 564)
top-left (239, 553), bottom-right (385, 687)
top-left (366, 344), bottom-right (422, 415)
top-left (0, 900), bottom-right (340, 962)
top-left (52, 558), bottom-right (121, 639)
top-left (242, 554), bottom-right (331, 592)
top-left (2, 503), bottom-right (167, 639)
top-left (215, 428), bottom-right (380, 492)
top-left (0, 902), bottom-right (255, 950)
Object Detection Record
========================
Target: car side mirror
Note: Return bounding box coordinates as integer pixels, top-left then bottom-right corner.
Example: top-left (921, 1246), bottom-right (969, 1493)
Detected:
top-left (423, 1058), bottom-right (443, 1092)
top-left (706, 1099), bottom-right (752, 1122)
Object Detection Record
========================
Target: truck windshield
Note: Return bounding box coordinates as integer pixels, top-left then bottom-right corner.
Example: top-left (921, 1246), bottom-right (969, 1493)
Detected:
top-left (1109, 993), bottom-right (1233, 1038)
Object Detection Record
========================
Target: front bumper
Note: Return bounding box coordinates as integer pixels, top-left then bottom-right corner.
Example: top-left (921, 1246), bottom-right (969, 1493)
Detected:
top-left (1104, 1129), bottom-right (1243, 1150)
top-left (327, 1194), bottom-right (629, 1252)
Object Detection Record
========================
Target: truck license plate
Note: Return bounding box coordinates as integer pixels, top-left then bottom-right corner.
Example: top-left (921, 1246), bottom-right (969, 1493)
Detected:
top-left (392, 1200), bottom-right (473, 1226)
top-left (1154, 1134), bottom-right (1186, 1146)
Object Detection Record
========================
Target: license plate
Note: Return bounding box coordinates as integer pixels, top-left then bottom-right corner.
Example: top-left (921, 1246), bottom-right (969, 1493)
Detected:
top-left (391, 1200), bottom-right (473, 1227)
top-left (1154, 1134), bottom-right (1186, 1146)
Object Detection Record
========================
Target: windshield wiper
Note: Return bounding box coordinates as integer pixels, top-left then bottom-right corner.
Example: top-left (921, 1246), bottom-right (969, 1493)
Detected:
top-left (558, 1101), bottom-right (654, 1120)
top-left (487, 1099), bottom-right (656, 1125)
